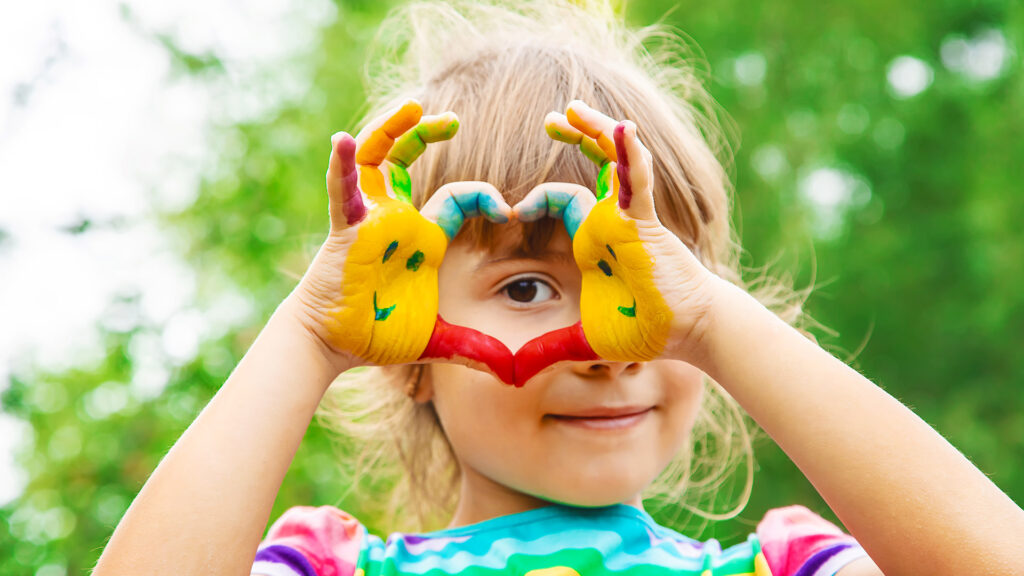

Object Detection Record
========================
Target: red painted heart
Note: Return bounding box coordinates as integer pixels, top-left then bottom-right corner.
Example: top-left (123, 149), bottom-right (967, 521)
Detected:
top-left (418, 317), bottom-right (599, 387)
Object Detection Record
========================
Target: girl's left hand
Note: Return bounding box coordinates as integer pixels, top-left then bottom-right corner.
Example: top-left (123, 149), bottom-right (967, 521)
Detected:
top-left (515, 100), bottom-right (722, 366)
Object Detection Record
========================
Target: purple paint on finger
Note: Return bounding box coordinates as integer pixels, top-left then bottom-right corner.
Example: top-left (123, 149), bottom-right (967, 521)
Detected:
top-left (613, 123), bottom-right (633, 211)
top-left (336, 134), bottom-right (366, 225)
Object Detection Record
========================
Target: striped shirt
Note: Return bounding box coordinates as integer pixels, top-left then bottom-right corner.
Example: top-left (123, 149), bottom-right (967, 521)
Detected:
top-left (252, 503), bottom-right (866, 576)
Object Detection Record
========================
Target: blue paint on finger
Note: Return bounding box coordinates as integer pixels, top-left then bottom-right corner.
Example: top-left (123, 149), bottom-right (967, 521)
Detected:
top-left (436, 191), bottom-right (508, 240)
top-left (544, 190), bottom-right (585, 239)
top-left (472, 192), bottom-right (509, 224)
top-left (435, 195), bottom-right (466, 240)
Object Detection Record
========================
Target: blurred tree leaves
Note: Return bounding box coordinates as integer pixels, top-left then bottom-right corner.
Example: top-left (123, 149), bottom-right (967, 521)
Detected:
top-left (2, 0), bottom-right (1022, 572)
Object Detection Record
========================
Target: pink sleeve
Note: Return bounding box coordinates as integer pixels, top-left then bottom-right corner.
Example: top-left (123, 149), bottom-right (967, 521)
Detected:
top-left (756, 506), bottom-right (867, 576)
top-left (252, 506), bottom-right (365, 576)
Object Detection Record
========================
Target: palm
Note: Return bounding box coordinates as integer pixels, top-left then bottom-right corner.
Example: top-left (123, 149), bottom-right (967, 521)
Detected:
top-left (297, 100), bottom-right (514, 370)
top-left (321, 196), bottom-right (448, 365)
top-left (540, 101), bottom-right (715, 362)
top-left (573, 198), bottom-right (671, 361)
top-left (298, 101), bottom-right (454, 366)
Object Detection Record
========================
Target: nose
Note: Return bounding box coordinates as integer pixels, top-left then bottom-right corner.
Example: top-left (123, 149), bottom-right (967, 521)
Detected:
top-left (571, 359), bottom-right (642, 379)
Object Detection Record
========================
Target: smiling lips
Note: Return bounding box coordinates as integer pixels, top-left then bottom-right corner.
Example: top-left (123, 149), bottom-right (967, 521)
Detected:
top-left (418, 316), bottom-right (600, 387)
top-left (548, 406), bottom-right (654, 430)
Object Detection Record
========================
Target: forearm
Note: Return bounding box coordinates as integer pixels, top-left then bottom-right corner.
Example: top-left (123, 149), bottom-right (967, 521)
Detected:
top-left (93, 295), bottom-right (347, 576)
top-left (698, 279), bottom-right (1024, 576)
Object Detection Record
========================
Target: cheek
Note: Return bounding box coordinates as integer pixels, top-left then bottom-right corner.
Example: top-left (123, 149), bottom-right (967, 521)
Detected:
top-left (428, 364), bottom-right (540, 467)
top-left (653, 360), bottom-right (705, 450)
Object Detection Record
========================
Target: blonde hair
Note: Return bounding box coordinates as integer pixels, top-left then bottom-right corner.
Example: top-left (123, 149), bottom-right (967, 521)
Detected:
top-left (318, 0), bottom-right (815, 533)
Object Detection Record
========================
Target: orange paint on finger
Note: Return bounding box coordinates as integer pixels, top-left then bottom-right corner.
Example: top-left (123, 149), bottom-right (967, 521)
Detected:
top-left (358, 166), bottom-right (388, 198)
top-left (566, 107), bottom-right (617, 161)
top-left (356, 101), bottom-right (423, 166)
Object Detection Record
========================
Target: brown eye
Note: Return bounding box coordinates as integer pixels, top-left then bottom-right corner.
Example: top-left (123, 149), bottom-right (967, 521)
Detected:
top-left (502, 278), bottom-right (555, 305)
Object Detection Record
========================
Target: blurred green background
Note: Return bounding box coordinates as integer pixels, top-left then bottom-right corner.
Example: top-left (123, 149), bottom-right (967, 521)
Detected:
top-left (2, 0), bottom-right (1023, 573)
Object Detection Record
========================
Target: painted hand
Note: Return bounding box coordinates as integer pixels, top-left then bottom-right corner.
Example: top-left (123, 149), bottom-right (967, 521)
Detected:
top-left (517, 100), bottom-right (719, 366)
top-left (293, 100), bottom-right (513, 374)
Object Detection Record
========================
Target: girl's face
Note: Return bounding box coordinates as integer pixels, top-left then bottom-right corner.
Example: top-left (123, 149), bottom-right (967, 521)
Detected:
top-left (423, 223), bottom-right (705, 524)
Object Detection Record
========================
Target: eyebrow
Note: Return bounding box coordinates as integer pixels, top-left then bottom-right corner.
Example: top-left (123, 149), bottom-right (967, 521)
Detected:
top-left (473, 250), bottom-right (577, 272)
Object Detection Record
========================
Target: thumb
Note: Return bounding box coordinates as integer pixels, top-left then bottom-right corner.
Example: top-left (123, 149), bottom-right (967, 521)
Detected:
top-left (326, 132), bottom-right (366, 230)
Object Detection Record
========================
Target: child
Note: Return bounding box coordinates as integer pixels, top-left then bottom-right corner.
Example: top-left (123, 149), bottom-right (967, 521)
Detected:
top-left (93, 1), bottom-right (1024, 575)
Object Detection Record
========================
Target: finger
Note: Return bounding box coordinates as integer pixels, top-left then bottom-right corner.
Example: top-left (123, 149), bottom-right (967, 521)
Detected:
top-left (386, 112), bottom-right (460, 204)
top-left (565, 100), bottom-right (618, 162)
top-left (420, 181), bottom-right (512, 241)
top-left (326, 132), bottom-right (365, 228)
top-left (514, 322), bottom-right (599, 387)
top-left (388, 112), bottom-right (460, 168)
top-left (355, 99), bottom-right (424, 166)
top-left (512, 182), bottom-right (597, 240)
top-left (544, 112), bottom-right (610, 166)
top-left (613, 120), bottom-right (656, 220)
top-left (418, 316), bottom-right (516, 386)
top-left (596, 162), bottom-right (616, 201)
top-left (355, 99), bottom-right (423, 197)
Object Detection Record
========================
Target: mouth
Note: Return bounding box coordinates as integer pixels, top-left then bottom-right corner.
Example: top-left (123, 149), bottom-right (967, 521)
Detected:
top-left (547, 406), bottom-right (654, 430)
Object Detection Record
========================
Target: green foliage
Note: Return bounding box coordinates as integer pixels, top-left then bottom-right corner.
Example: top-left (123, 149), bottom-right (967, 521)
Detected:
top-left (3, 0), bottom-right (1022, 572)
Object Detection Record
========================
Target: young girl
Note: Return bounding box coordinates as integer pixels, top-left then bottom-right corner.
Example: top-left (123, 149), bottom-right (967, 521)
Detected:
top-left (93, 1), bottom-right (1024, 575)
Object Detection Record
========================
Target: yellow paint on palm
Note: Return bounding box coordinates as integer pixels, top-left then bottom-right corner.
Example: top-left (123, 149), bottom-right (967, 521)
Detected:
top-left (525, 568), bottom-right (581, 576)
top-left (573, 196), bottom-right (671, 362)
top-left (323, 198), bottom-right (448, 365)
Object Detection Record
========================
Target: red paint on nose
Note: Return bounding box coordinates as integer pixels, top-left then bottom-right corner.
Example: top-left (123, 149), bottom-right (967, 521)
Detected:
top-left (513, 322), bottom-right (598, 387)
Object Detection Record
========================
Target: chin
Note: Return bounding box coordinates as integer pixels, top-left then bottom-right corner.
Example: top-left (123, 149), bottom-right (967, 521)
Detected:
top-left (530, 469), bottom-right (653, 509)
top-left (533, 487), bottom-right (640, 509)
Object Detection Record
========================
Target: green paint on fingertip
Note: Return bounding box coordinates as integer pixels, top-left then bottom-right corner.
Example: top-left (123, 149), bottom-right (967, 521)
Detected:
top-left (382, 240), bottom-right (398, 263)
top-left (617, 299), bottom-right (637, 318)
top-left (406, 250), bottom-right (424, 271)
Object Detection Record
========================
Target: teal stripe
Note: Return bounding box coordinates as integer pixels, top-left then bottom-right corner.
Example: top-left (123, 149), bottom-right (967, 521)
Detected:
top-left (353, 504), bottom-right (760, 576)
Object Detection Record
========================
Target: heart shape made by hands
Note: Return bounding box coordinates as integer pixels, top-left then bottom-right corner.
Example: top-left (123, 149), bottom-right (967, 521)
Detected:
top-left (412, 180), bottom-right (638, 388)
top-left (334, 100), bottom-right (668, 387)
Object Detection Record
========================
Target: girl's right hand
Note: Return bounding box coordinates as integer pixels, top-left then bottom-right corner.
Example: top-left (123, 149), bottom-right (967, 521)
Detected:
top-left (288, 99), bottom-right (511, 373)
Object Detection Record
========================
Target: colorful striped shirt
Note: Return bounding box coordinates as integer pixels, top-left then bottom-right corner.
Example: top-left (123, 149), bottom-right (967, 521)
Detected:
top-left (252, 503), bottom-right (867, 576)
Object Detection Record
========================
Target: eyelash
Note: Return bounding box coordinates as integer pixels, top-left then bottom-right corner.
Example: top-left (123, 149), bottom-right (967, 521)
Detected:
top-left (499, 275), bottom-right (559, 307)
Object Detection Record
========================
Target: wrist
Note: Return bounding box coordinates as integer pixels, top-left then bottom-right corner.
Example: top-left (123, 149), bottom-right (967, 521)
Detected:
top-left (692, 277), bottom-right (784, 382)
top-left (665, 274), bottom-right (747, 373)
top-left (276, 293), bottom-right (358, 379)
